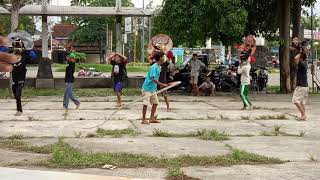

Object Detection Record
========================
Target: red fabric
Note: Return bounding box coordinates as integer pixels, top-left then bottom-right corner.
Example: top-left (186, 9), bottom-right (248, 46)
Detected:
top-left (250, 55), bottom-right (256, 64)
top-left (166, 50), bottom-right (174, 59)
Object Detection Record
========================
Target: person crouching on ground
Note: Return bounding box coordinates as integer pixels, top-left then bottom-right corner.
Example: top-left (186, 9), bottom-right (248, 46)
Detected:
top-left (109, 53), bottom-right (128, 107)
top-left (292, 41), bottom-right (310, 121)
top-left (199, 77), bottom-right (215, 96)
top-left (63, 46), bottom-right (80, 115)
top-left (141, 51), bottom-right (168, 125)
top-left (237, 58), bottom-right (252, 110)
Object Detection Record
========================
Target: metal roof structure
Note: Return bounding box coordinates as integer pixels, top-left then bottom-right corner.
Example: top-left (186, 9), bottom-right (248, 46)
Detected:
top-left (0, 5), bottom-right (153, 17)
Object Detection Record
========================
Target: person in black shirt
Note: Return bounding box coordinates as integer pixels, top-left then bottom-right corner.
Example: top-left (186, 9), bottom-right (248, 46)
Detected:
top-left (108, 53), bottom-right (128, 107)
top-left (158, 53), bottom-right (171, 111)
top-left (63, 47), bottom-right (80, 115)
top-left (8, 38), bottom-right (32, 116)
top-left (292, 41), bottom-right (309, 121)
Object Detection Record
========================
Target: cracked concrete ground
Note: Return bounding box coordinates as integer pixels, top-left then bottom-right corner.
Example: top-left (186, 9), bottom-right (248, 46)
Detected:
top-left (0, 94), bottom-right (319, 179)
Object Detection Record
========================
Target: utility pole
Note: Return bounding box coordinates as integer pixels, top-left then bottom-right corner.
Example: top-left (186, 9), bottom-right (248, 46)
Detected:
top-left (311, 5), bottom-right (315, 92)
top-left (41, 0), bottom-right (48, 58)
top-left (141, 0), bottom-right (145, 62)
top-left (116, 0), bottom-right (122, 54)
top-left (104, 23), bottom-right (109, 64)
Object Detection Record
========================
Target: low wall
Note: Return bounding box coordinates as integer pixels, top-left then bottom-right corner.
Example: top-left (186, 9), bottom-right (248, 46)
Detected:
top-left (0, 76), bottom-right (145, 89)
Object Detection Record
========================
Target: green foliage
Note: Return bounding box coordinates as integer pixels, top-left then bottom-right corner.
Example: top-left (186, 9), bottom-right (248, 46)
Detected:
top-left (75, 52), bottom-right (87, 63)
top-left (302, 15), bottom-right (320, 30)
top-left (0, 15), bottom-right (36, 35)
top-left (153, 0), bottom-right (248, 46)
top-left (69, 0), bottom-right (133, 45)
top-left (0, 87), bottom-right (142, 98)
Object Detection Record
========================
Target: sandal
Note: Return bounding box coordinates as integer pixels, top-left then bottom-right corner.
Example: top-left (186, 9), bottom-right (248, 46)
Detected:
top-left (149, 120), bottom-right (161, 123)
top-left (296, 116), bottom-right (307, 121)
top-left (141, 121), bottom-right (150, 125)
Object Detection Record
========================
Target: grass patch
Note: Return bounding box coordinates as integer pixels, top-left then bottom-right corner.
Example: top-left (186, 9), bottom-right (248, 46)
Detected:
top-left (266, 86), bottom-right (281, 94)
top-left (307, 153), bottom-right (318, 162)
top-left (0, 138), bottom-right (284, 168)
top-left (194, 129), bottom-right (229, 141)
top-left (153, 129), bottom-right (176, 137)
top-left (85, 133), bottom-right (98, 138)
top-left (255, 115), bottom-right (288, 120)
top-left (152, 129), bottom-right (229, 141)
top-left (0, 88), bottom-right (141, 98)
top-left (0, 138), bottom-right (67, 154)
top-left (219, 115), bottom-right (230, 120)
top-left (8, 134), bottom-right (27, 140)
top-left (96, 128), bottom-right (138, 138)
top-left (47, 144), bottom-right (284, 169)
top-left (298, 130), bottom-right (306, 137)
top-left (241, 116), bottom-right (250, 120)
top-left (259, 125), bottom-right (300, 137)
top-left (53, 63), bottom-right (149, 73)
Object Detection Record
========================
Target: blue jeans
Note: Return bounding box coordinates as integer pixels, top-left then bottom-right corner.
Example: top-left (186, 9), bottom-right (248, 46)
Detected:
top-left (63, 83), bottom-right (80, 109)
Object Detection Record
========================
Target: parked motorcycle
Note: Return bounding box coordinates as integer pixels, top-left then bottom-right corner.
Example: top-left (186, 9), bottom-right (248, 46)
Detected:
top-left (214, 65), bottom-right (240, 92)
top-left (250, 67), bottom-right (269, 91)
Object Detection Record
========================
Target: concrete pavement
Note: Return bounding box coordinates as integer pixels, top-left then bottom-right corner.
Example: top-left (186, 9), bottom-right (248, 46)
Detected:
top-left (0, 94), bottom-right (320, 179)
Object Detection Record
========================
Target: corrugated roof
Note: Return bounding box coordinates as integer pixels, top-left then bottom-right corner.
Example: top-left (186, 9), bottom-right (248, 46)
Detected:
top-left (0, 5), bottom-right (153, 16)
top-left (52, 24), bottom-right (76, 38)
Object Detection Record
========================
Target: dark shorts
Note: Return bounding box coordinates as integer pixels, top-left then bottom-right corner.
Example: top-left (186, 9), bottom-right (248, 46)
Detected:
top-left (114, 81), bottom-right (123, 92)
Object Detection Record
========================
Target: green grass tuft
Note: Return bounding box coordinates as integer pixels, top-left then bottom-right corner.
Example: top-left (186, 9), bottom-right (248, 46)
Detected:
top-left (0, 88), bottom-right (141, 99)
top-left (96, 128), bottom-right (138, 137)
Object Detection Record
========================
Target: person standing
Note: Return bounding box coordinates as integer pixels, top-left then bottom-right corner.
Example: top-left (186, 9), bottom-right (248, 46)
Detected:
top-left (237, 58), bottom-right (252, 110)
top-left (109, 53), bottom-right (128, 107)
top-left (189, 54), bottom-right (206, 96)
top-left (141, 51), bottom-right (168, 125)
top-left (292, 41), bottom-right (310, 121)
top-left (10, 39), bottom-right (29, 116)
top-left (157, 51), bottom-right (172, 112)
top-left (63, 47), bottom-right (80, 115)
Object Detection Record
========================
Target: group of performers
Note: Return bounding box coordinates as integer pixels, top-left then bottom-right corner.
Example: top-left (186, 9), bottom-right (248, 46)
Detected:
top-left (0, 33), bottom-right (311, 122)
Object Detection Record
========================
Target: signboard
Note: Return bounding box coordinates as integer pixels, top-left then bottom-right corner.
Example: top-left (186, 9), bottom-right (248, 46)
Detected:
top-left (125, 17), bottom-right (132, 33)
top-left (313, 31), bottom-right (320, 40)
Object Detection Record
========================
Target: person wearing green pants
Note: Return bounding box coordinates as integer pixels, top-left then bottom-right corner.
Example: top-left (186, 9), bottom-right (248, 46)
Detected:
top-left (237, 59), bottom-right (252, 110)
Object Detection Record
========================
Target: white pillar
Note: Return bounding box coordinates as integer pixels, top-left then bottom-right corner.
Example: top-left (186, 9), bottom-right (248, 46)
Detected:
top-left (205, 37), bottom-right (212, 49)
top-left (41, 0), bottom-right (48, 58)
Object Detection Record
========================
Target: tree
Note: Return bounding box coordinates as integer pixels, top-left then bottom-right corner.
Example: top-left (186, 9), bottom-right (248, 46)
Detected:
top-left (153, 0), bottom-right (248, 47)
top-left (279, 0), bottom-right (291, 93)
top-left (302, 15), bottom-right (320, 30)
top-left (0, 0), bottom-right (36, 32)
top-left (0, 15), bottom-right (36, 35)
top-left (69, 0), bottom-right (133, 62)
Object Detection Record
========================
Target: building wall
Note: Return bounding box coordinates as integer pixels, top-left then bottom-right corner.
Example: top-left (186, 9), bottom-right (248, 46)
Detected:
top-left (86, 54), bottom-right (100, 63)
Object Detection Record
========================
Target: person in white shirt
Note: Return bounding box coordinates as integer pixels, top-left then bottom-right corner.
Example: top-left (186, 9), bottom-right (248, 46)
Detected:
top-left (189, 54), bottom-right (206, 96)
top-left (237, 59), bottom-right (252, 110)
top-left (198, 77), bottom-right (215, 96)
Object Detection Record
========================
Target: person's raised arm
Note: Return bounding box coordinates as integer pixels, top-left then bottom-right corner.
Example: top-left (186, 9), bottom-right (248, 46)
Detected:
top-left (294, 53), bottom-right (301, 65)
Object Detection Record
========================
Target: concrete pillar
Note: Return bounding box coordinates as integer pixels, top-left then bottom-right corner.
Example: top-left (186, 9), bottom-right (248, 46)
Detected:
top-left (36, 0), bottom-right (54, 88)
top-left (116, 16), bottom-right (122, 54)
top-left (41, 15), bottom-right (49, 58)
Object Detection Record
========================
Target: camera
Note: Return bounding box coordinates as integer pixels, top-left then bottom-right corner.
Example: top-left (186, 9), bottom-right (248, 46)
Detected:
top-left (10, 37), bottom-right (25, 55)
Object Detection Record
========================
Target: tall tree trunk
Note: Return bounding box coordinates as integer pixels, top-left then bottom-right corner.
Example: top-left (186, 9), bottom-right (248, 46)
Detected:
top-left (290, 0), bottom-right (302, 91)
top-left (279, 0), bottom-right (291, 93)
top-left (10, 8), bottom-right (19, 32)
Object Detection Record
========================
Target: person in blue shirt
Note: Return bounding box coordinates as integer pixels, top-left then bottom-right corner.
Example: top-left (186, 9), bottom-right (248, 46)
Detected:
top-left (141, 51), bottom-right (168, 125)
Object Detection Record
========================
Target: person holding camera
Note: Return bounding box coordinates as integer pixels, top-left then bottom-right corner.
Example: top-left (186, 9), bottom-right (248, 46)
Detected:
top-left (292, 41), bottom-right (310, 121)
